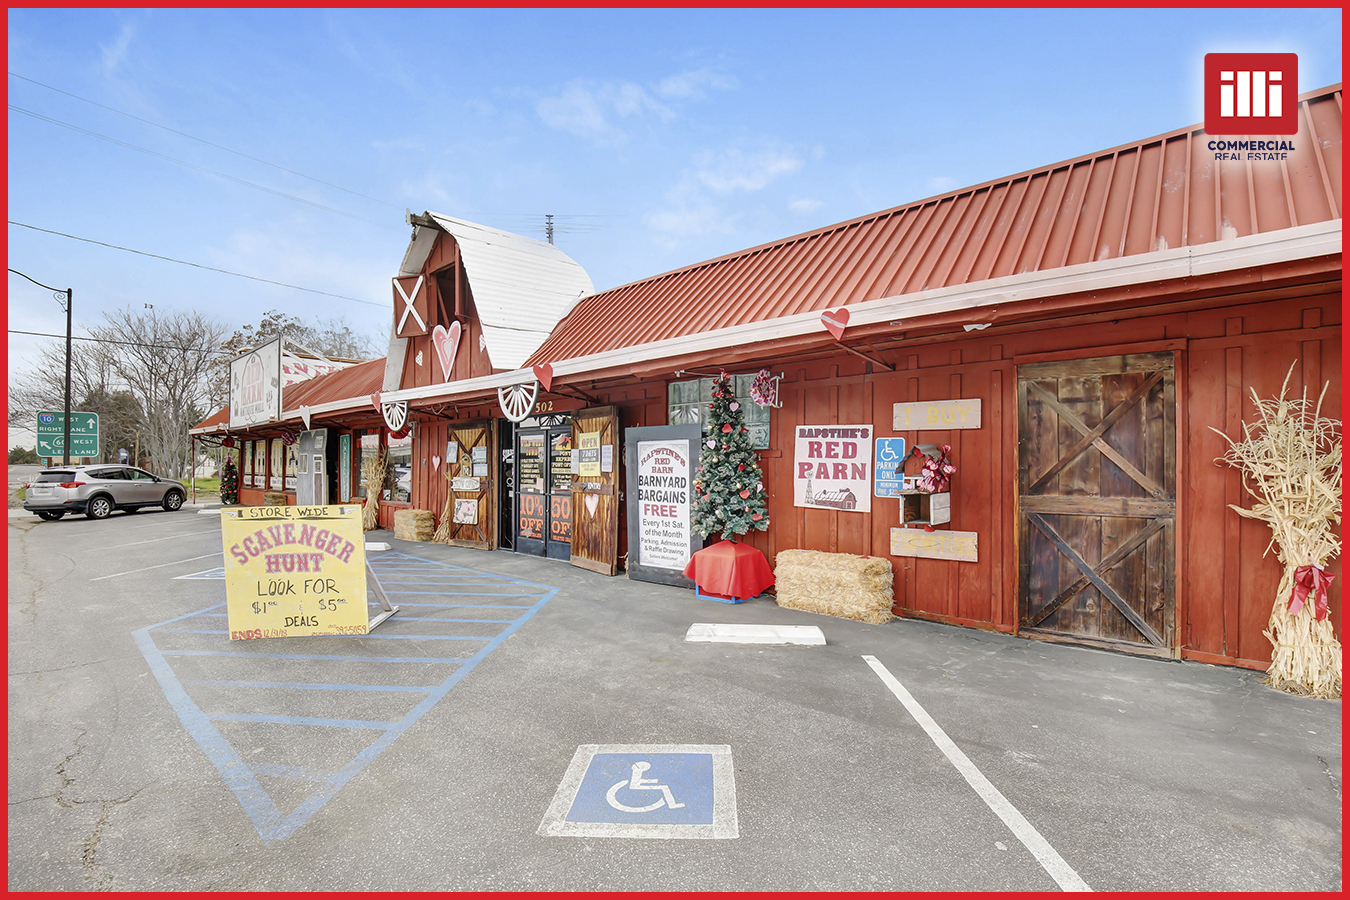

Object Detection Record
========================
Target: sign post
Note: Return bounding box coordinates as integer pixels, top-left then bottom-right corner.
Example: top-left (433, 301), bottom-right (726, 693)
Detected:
top-left (36, 411), bottom-right (99, 459)
top-left (221, 504), bottom-right (398, 639)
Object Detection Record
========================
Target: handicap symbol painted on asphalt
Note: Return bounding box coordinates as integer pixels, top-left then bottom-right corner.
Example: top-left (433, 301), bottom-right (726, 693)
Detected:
top-left (538, 744), bottom-right (738, 839)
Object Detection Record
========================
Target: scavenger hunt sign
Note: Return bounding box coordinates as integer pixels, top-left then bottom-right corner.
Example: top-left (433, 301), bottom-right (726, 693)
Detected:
top-left (793, 425), bottom-right (873, 513)
top-left (221, 504), bottom-right (368, 639)
top-left (635, 439), bottom-right (693, 570)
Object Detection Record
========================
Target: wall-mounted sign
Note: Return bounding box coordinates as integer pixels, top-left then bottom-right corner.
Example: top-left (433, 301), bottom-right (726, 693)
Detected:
top-left (451, 476), bottom-right (481, 492)
top-left (229, 337), bottom-right (282, 429)
top-left (222, 505), bottom-right (368, 638)
top-left (453, 498), bottom-right (478, 525)
top-left (873, 437), bottom-right (908, 498)
top-left (600, 443), bottom-right (614, 474)
top-left (793, 425), bottom-right (873, 513)
top-left (890, 528), bottom-right (978, 562)
top-left (893, 399), bottom-right (982, 431)
top-left (578, 431), bottom-right (601, 477)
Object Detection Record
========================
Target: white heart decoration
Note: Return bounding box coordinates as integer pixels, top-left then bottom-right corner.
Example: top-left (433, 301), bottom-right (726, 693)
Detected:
top-left (432, 455), bottom-right (441, 471)
top-left (478, 333), bottom-right (487, 352)
top-left (415, 350), bottom-right (424, 366)
top-left (729, 401), bottom-right (739, 411)
top-left (431, 321), bottom-right (462, 382)
top-left (706, 439), bottom-right (716, 449)
top-left (584, 493), bottom-right (600, 517)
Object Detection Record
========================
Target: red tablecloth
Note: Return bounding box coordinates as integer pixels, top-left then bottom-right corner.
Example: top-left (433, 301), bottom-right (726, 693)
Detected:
top-left (682, 540), bottom-right (775, 600)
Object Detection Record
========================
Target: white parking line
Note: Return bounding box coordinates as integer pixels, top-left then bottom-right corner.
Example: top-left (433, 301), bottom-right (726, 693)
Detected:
top-left (863, 655), bottom-right (1091, 892)
top-left (83, 529), bottom-right (220, 552)
top-left (90, 552), bottom-right (223, 581)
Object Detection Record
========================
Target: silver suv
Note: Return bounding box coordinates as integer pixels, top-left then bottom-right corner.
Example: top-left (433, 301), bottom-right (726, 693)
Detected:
top-left (24, 465), bottom-right (187, 520)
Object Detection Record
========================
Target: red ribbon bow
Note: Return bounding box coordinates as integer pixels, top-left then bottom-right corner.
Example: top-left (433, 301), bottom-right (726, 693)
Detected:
top-left (1289, 564), bottom-right (1335, 621)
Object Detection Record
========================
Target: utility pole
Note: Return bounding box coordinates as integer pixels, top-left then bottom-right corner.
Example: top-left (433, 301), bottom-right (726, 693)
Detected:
top-left (545, 214), bottom-right (554, 245)
top-left (8, 269), bottom-right (72, 465)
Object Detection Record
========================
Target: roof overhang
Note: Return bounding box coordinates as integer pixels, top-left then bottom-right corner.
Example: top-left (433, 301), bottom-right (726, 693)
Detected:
top-left (380, 218), bottom-right (1340, 406)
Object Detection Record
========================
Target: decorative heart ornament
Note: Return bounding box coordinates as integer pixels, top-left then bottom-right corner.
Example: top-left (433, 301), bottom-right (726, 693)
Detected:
top-left (533, 363), bottom-right (554, 393)
top-left (431, 455), bottom-right (441, 471)
top-left (739, 490), bottom-right (750, 499)
top-left (729, 401), bottom-right (739, 412)
top-left (821, 307), bottom-right (850, 340)
top-left (584, 493), bottom-right (600, 517)
top-left (415, 350), bottom-right (424, 366)
top-left (369, 391), bottom-right (382, 411)
top-left (432, 321), bottom-right (462, 382)
top-left (478, 333), bottom-right (487, 352)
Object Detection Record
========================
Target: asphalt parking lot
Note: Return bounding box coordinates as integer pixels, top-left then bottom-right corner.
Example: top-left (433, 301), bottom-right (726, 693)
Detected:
top-left (7, 504), bottom-right (1342, 891)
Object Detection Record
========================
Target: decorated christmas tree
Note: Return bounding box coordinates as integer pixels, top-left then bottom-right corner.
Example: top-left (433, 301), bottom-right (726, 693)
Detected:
top-left (692, 369), bottom-right (770, 539)
top-left (220, 455), bottom-right (239, 506)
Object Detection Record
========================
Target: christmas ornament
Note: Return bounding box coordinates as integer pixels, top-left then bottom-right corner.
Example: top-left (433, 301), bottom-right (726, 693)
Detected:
top-left (690, 368), bottom-right (770, 539)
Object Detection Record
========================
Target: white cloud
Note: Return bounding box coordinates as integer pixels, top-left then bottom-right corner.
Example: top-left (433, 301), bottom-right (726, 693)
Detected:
top-left (693, 146), bottom-right (804, 194)
top-left (99, 23), bottom-right (135, 75)
top-left (646, 204), bottom-right (737, 243)
top-left (927, 175), bottom-right (959, 193)
top-left (654, 68), bottom-right (738, 100)
top-left (536, 80), bottom-right (670, 145)
top-left (789, 198), bottom-right (823, 215)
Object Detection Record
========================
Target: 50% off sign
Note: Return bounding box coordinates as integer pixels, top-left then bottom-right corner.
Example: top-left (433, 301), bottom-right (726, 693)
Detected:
top-left (221, 504), bottom-right (387, 639)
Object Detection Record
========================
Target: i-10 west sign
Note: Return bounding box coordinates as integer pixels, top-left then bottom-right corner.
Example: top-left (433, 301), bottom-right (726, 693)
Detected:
top-left (36, 411), bottom-right (100, 458)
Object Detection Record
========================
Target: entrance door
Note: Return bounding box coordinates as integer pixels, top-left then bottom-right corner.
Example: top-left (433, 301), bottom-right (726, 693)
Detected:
top-left (441, 420), bottom-right (496, 550)
top-left (570, 406), bottom-right (620, 575)
top-left (1017, 352), bottom-right (1177, 657)
top-left (513, 415), bottom-right (573, 559)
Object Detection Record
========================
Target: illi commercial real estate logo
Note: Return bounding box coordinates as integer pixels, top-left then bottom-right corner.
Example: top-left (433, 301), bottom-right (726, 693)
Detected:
top-left (1204, 52), bottom-right (1298, 161)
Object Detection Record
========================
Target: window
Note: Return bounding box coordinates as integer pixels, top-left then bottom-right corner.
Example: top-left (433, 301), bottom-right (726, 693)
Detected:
top-left (253, 440), bottom-right (266, 488)
top-left (356, 432), bottom-right (380, 499)
top-left (668, 374), bottom-right (772, 450)
top-left (284, 440), bottom-right (299, 491)
top-left (385, 433), bottom-right (412, 502)
top-left (270, 440), bottom-right (284, 490)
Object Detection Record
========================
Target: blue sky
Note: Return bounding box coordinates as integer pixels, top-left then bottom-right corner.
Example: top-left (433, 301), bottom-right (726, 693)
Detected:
top-left (6, 8), bottom-right (1343, 444)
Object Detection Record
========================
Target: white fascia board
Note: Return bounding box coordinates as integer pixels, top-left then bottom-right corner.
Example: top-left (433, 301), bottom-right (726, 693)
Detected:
top-left (382, 220), bottom-right (1341, 405)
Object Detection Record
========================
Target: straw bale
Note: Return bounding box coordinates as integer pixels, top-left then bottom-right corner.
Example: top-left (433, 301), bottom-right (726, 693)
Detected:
top-left (773, 549), bottom-right (894, 625)
top-left (393, 508), bottom-right (435, 542)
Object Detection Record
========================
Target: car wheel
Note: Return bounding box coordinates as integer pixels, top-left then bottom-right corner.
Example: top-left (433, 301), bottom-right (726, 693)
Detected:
top-left (162, 490), bottom-right (185, 511)
top-left (35, 510), bottom-right (65, 521)
top-left (86, 495), bottom-right (114, 520)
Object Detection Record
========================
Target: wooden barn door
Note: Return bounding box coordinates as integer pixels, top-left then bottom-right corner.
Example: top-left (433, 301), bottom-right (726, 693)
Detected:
top-left (570, 406), bottom-right (619, 575)
top-left (442, 420), bottom-right (496, 550)
top-left (1017, 353), bottom-right (1177, 657)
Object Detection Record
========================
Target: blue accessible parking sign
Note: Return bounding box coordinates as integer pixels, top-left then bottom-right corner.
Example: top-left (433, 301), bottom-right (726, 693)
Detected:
top-left (538, 744), bottom-right (737, 839)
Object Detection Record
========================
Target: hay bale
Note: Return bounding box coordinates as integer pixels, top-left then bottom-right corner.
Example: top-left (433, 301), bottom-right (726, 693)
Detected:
top-left (393, 508), bottom-right (435, 542)
top-left (773, 549), bottom-right (894, 625)
top-left (262, 492), bottom-right (289, 507)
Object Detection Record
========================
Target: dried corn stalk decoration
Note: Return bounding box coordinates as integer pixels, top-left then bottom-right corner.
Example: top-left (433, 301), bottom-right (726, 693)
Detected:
top-left (360, 447), bottom-right (389, 531)
top-left (432, 465), bottom-right (457, 543)
top-left (1212, 365), bottom-right (1341, 699)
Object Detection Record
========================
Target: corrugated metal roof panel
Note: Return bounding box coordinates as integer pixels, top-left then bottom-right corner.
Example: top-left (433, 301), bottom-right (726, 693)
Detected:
top-left (528, 84), bottom-right (1341, 367)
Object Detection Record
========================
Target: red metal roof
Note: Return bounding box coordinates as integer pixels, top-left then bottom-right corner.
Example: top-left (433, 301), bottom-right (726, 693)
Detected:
top-left (529, 83), bottom-right (1342, 366)
top-left (191, 357), bottom-right (387, 432)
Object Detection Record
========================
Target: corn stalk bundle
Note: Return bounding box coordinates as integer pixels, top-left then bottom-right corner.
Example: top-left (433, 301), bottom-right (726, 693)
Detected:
top-left (432, 465), bottom-right (457, 543)
top-left (1212, 365), bottom-right (1341, 699)
top-left (360, 448), bottom-right (389, 531)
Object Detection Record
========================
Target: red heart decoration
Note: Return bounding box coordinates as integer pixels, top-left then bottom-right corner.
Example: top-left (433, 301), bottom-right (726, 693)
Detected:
top-left (534, 362), bottom-right (554, 393)
top-left (821, 307), bottom-right (850, 340)
top-left (752, 513), bottom-right (762, 521)
top-left (739, 490), bottom-right (750, 499)
top-left (369, 391), bottom-right (382, 410)
top-left (432, 321), bottom-right (462, 382)
top-left (721, 424), bottom-right (732, 433)
top-left (737, 464), bottom-right (745, 471)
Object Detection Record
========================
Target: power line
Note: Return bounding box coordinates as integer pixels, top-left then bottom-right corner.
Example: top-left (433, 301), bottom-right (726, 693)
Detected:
top-left (8, 328), bottom-right (229, 356)
top-left (9, 70), bottom-right (404, 212)
top-left (8, 220), bottom-right (385, 307)
top-left (9, 104), bottom-right (398, 229)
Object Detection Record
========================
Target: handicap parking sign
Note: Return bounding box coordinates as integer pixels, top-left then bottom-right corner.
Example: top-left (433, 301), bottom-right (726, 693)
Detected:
top-left (538, 744), bottom-right (737, 839)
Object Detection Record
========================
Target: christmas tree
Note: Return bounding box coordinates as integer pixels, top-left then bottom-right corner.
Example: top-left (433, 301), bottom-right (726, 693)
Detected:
top-left (691, 369), bottom-right (770, 539)
top-left (220, 455), bottom-right (239, 505)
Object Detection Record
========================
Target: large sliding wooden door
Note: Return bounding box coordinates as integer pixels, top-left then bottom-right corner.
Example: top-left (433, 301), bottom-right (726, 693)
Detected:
top-left (1017, 353), bottom-right (1177, 657)
top-left (441, 420), bottom-right (496, 550)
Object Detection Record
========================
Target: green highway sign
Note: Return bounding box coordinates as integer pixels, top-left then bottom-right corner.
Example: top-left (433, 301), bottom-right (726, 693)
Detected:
top-left (36, 411), bottom-right (100, 458)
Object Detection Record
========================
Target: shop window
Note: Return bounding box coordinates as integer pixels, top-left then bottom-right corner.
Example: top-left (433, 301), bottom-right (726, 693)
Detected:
top-left (356, 432), bottom-right (380, 499)
top-left (253, 440), bottom-right (266, 488)
top-left (385, 433), bottom-right (412, 502)
top-left (269, 439), bottom-right (284, 490)
top-left (668, 374), bottom-right (771, 449)
top-left (284, 439), bottom-right (299, 491)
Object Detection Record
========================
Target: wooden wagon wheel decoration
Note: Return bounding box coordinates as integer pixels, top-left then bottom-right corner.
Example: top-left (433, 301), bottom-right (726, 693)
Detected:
top-left (381, 400), bottom-right (408, 433)
top-left (497, 381), bottom-right (540, 422)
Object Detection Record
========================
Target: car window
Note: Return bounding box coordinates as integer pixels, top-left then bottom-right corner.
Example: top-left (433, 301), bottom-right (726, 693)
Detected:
top-left (90, 468), bottom-right (127, 480)
top-left (35, 471), bottom-right (75, 483)
top-left (127, 469), bottom-right (156, 482)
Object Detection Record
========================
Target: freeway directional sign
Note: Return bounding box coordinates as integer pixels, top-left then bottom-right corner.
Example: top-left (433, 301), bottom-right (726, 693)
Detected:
top-left (36, 411), bottom-right (100, 458)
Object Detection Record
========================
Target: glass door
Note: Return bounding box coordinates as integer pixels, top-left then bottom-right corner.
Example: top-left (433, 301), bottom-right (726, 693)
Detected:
top-left (515, 430), bottom-right (547, 557)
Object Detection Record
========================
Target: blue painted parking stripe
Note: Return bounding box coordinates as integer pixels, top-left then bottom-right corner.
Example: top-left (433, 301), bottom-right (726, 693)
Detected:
top-left (137, 551), bottom-right (559, 845)
top-left (185, 680), bottom-right (437, 693)
top-left (162, 650), bottom-right (467, 663)
top-left (347, 634), bottom-right (497, 641)
top-left (208, 712), bottom-right (396, 730)
top-left (375, 589), bottom-right (549, 596)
